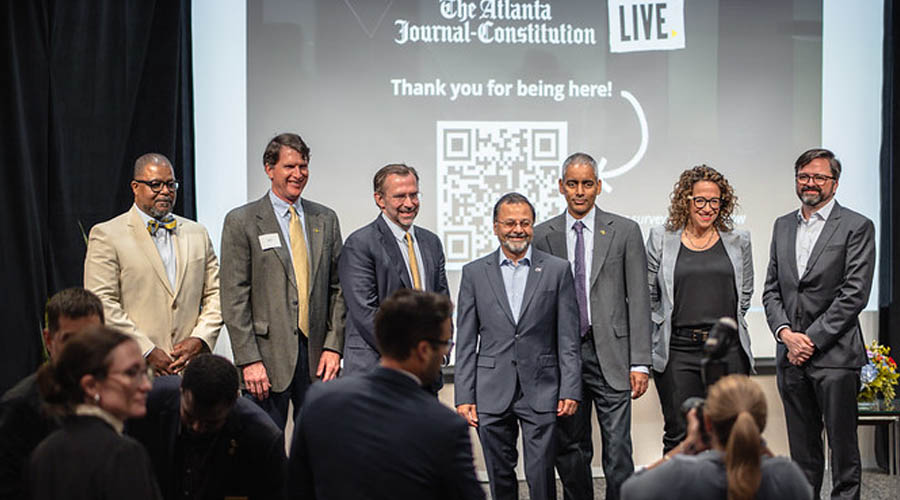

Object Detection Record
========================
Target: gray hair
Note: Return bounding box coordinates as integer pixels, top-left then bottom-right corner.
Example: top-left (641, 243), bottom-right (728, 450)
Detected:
top-left (560, 152), bottom-right (599, 180)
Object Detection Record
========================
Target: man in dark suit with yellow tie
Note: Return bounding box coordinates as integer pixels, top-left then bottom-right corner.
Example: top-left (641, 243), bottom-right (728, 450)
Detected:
top-left (339, 164), bottom-right (449, 391)
top-left (221, 133), bottom-right (345, 429)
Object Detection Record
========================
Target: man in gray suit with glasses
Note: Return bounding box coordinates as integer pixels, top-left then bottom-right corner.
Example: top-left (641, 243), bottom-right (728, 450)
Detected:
top-left (763, 148), bottom-right (875, 500)
top-left (455, 192), bottom-right (581, 500)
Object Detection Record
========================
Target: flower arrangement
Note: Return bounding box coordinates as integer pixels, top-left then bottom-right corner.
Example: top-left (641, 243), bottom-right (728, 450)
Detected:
top-left (858, 341), bottom-right (899, 406)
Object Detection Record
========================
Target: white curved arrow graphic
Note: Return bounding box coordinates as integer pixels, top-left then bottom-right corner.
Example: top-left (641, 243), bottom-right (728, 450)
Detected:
top-left (597, 90), bottom-right (648, 193)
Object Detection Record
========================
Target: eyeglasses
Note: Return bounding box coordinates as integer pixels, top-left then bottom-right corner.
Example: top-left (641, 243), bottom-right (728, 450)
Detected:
top-left (107, 365), bottom-right (152, 385)
top-left (688, 196), bottom-right (722, 210)
top-left (134, 179), bottom-right (180, 193)
top-left (429, 338), bottom-right (455, 352)
top-left (497, 219), bottom-right (533, 230)
top-left (389, 192), bottom-right (420, 203)
top-left (796, 173), bottom-right (835, 186)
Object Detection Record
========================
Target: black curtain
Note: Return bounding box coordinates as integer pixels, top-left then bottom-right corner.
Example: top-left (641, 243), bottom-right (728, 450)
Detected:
top-left (0, 0), bottom-right (195, 393)
top-left (877, 0), bottom-right (898, 473)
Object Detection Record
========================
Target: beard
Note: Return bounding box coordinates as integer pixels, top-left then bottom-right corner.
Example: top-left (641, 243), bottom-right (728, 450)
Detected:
top-left (501, 233), bottom-right (531, 255)
top-left (798, 186), bottom-right (825, 207)
top-left (148, 198), bottom-right (174, 219)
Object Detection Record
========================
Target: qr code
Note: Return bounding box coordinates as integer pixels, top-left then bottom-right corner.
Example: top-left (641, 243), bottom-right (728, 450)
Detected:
top-left (437, 121), bottom-right (568, 270)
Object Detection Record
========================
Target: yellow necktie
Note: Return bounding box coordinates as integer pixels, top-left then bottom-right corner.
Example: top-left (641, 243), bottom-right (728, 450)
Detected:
top-left (405, 232), bottom-right (422, 290)
top-left (289, 206), bottom-right (309, 336)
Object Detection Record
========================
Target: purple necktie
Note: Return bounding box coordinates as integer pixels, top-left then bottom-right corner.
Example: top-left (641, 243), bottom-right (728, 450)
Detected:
top-left (573, 221), bottom-right (589, 336)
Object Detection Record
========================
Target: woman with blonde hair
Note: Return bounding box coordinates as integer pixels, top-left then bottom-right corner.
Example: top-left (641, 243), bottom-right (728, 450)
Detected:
top-left (621, 375), bottom-right (812, 500)
top-left (647, 165), bottom-right (754, 453)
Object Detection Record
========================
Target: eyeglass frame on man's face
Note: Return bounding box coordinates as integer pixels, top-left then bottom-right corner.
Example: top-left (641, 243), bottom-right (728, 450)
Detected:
top-left (795, 173), bottom-right (835, 186)
top-left (496, 219), bottom-right (533, 230)
top-left (687, 195), bottom-right (722, 210)
top-left (133, 179), bottom-right (180, 193)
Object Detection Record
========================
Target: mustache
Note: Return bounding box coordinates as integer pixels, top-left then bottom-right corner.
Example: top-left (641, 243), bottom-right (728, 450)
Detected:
top-left (506, 232), bottom-right (529, 238)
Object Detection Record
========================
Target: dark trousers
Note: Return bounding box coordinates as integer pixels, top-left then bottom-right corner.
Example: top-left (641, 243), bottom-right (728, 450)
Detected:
top-left (478, 381), bottom-right (557, 500)
top-left (777, 363), bottom-right (860, 500)
top-left (653, 331), bottom-right (749, 453)
top-left (244, 334), bottom-right (309, 431)
top-left (555, 331), bottom-right (632, 500)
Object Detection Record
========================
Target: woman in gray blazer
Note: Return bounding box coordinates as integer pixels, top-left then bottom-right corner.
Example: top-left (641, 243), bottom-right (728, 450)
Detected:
top-left (646, 165), bottom-right (753, 453)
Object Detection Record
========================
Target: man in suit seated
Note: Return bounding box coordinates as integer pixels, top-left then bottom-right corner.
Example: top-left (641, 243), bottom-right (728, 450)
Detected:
top-left (84, 152), bottom-right (222, 375)
top-left (455, 192), bottom-right (582, 500)
top-left (0, 287), bottom-right (104, 500)
top-left (127, 354), bottom-right (286, 500)
top-left (288, 289), bottom-right (484, 500)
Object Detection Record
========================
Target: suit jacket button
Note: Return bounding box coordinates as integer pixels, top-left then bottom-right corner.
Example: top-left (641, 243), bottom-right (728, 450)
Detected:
top-left (171, 303), bottom-right (177, 310)
top-left (294, 328), bottom-right (300, 336)
top-left (292, 300), bottom-right (298, 306)
top-left (511, 360), bottom-right (517, 365)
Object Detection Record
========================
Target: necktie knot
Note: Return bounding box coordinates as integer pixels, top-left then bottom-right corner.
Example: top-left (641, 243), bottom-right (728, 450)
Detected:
top-left (573, 220), bottom-right (585, 234)
top-left (147, 216), bottom-right (176, 236)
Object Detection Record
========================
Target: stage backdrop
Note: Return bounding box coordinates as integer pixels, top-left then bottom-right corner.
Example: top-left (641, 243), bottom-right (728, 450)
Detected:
top-left (218, 0), bottom-right (882, 360)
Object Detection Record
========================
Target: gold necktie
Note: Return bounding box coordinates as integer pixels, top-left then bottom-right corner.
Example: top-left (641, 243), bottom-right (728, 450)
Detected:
top-left (405, 232), bottom-right (422, 290)
top-left (289, 206), bottom-right (309, 336)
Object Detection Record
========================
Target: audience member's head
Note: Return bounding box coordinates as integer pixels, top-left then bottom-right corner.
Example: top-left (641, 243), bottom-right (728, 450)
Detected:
top-left (43, 287), bottom-right (105, 359)
top-left (179, 354), bottom-right (239, 435)
top-left (38, 326), bottom-right (150, 421)
top-left (704, 375), bottom-right (768, 500)
top-left (375, 289), bottom-right (453, 385)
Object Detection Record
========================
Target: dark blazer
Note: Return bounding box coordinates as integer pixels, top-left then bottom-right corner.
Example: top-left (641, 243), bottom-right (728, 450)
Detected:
top-left (454, 248), bottom-right (581, 414)
top-left (288, 367), bottom-right (484, 500)
top-left (762, 202), bottom-right (875, 368)
top-left (126, 376), bottom-right (286, 500)
top-left (533, 208), bottom-right (652, 391)
top-left (28, 415), bottom-right (162, 500)
top-left (338, 216), bottom-right (448, 373)
top-left (221, 194), bottom-right (345, 390)
top-left (0, 373), bottom-right (59, 500)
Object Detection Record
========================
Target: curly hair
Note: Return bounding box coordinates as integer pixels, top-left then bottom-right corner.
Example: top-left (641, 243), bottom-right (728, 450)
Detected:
top-left (665, 165), bottom-right (738, 232)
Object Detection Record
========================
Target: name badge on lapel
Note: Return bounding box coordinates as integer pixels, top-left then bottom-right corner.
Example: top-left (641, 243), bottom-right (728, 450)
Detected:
top-left (258, 233), bottom-right (281, 250)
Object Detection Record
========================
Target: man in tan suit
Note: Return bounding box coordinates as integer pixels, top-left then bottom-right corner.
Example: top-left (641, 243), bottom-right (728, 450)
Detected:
top-left (84, 153), bottom-right (222, 375)
top-left (221, 133), bottom-right (344, 429)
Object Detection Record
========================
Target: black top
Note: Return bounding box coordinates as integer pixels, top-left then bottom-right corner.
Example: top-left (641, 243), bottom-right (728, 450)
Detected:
top-left (672, 239), bottom-right (737, 329)
top-left (0, 372), bottom-right (60, 500)
top-left (28, 415), bottom-right (162, 500)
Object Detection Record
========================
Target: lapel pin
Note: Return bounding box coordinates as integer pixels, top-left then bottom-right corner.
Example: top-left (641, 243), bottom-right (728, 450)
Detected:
top-left (535, 266), bottom-right (542, 273)
top-left (600, 229), bottom-right (606, 235)
top-left (314, 228), bottom-right (319, 233)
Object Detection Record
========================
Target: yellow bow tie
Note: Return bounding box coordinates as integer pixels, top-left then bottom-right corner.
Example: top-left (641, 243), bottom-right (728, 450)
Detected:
top-left (147, 217), bottom-right (177, 236)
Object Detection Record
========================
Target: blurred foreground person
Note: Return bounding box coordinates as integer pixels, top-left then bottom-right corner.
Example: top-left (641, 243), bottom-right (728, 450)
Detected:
top-left (288, 289), bottom-right (483, 500)
top-left (0, 287), bottom-right (104, 500)
top-left (621, 375), bottom-right (811, 500)
top-left (28, 326), bottom-right (161, 500)
top-left (127, 354), bottom-right (286, 500)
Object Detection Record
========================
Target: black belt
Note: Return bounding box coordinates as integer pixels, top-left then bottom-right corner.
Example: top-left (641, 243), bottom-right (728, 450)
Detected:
top-left (674, 327), bottom-right (709, 343)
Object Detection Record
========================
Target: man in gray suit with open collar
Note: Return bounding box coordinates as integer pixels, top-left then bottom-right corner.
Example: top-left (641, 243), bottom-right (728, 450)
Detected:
top-left (533, 153), bottom-right (651, 500)
top-left (763, 148), bottom-right (875, 500)
top-left (221, 133), bottom-right (345, 430)
top-left (456, 192), bottom-right (581, 500)
top-left (339, 164), bottom-right (449, 392)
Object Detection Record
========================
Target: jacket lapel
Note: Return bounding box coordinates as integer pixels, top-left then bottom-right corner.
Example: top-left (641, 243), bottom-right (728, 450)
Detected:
top-left (485, 251), bottom-right (515, 325)
top-left (376, 216), bottom-right (413, 289)
top-left (302, 200), bottom-right (323, 285)
top-left (518, 250), bottom-right (546, 318)
top-left (172, 220), bottom-right (189, 297)
top-left (786, 214), bottom-right (800, 283)
top-left (255, 196), bottom-right (296, 288)
top-left (128, 207), bottom-right (174, 296)
top-left (801, 203), bottom-right (842, 281)
top-left (719, 231), bottom-right (743, 293)
top-left (590, 209), bottom-right (614, 288)
top-left (544, 214), bottom-right (568, 259)
top-left (662, 229), bottom-right (681, 306)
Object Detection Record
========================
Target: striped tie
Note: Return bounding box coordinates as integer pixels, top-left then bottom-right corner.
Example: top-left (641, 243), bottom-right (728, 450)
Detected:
top-left (146, 216), bottom-right (177, 236)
